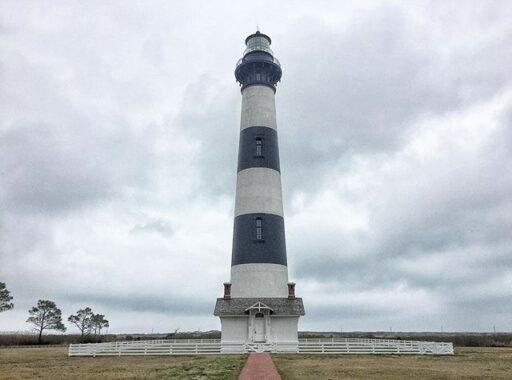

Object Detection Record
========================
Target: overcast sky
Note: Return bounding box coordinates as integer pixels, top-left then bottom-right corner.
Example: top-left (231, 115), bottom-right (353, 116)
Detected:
top-left (1, 0), bottom-right (511, 334)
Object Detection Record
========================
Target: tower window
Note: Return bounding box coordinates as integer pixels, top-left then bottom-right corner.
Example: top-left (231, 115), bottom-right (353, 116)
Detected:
top-left (255, 138), bottom-right (262, 157)
top-left (256, 218), bottom-right (263, 240)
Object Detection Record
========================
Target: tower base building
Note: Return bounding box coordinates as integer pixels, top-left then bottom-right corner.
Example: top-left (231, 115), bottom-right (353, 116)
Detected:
top-left (214, 32), bottom-right (304, 352)
top-left (214, 297), bottom-right (305, 352)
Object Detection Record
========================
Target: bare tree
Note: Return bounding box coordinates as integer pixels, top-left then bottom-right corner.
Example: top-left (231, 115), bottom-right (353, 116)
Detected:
top-left (166, 328), bottom-right (180, 339)
top-left (91, 314), bottom-right (109, 335)
top-left (26, 300), bottom-right (66, 344)
top-left (0, 282), bottom-right (14, 312)
top-left (68, 307), bottom-right (95, 337)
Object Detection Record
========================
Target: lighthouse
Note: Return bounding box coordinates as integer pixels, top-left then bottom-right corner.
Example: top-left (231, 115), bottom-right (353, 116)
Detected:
top-left (214, 31), bottom-right (305, 352)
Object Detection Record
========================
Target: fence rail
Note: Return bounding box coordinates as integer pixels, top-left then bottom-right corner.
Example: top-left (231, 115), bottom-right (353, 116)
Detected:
top-left (299, 338), bottom-right (453, 355)
top-left (69, 338), bottom-right (453, 357)
top-left (69, 340), bottom-right (222, 357)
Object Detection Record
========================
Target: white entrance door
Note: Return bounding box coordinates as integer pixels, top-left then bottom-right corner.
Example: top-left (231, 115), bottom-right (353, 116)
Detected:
top-left (253, 313), bottom-right (266, 342)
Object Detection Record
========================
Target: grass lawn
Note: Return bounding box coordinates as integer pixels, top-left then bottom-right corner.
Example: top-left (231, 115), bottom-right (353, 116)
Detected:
top-left (1, 346), bottom-right (511, 379)
top-left (272, 347), bottom-right (512, 379)
top-left (0, 347), bottom-right (246, 379)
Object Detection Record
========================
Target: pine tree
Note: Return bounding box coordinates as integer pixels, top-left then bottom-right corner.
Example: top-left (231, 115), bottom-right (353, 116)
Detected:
top-left (91, 313), bottom-right (109, 335)
top-left (68, 307), bottom-right (95, 338)
top-left (0, 282), bottom-right (14, 312)
top-left (26, 300), bottom-right (66, 344)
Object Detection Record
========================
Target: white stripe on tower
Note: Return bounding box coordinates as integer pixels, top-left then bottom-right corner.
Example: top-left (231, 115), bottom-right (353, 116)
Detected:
top-left (234, 168), bottom-right (283, 218)
top-left (240, 86), bottom-right (277, 131)
top-left (230, 262), bottom-right (289, 298)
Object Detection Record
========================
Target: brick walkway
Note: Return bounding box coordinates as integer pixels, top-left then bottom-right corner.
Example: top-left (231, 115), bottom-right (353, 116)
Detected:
top-left (239, 353), bottom-right (282, 380)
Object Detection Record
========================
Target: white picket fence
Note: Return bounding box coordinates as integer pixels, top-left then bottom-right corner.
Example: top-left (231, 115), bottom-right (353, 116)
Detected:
top-left (299, 338), bottom-right (454, 355)
top-left (69, 339), bottom-right (222, 356)
top-left (68, 338), bottom-right (453, 356)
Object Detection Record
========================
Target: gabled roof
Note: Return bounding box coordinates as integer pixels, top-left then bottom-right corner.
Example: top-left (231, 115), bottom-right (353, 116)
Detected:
top-left (214, 298), bottom-right (305, 316)
top-left (245, 302), bottom-right (273, 313)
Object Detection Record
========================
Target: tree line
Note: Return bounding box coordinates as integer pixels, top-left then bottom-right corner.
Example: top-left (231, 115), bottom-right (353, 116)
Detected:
top-left (1, 282), bottom-right (109, 343)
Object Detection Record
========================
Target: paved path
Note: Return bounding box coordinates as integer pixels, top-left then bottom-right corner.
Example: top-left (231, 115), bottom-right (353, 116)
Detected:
top-left (239, 353), bottom-right (282, 380)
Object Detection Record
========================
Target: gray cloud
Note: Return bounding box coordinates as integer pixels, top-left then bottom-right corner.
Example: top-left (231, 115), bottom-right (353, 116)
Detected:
top-left (0, 122), bottom-right (111, 214)
top-left (177, 75), bottom-right (239, 197)
top-left (64, 293), bottom-right (210, 315)
top-left (278, 5), bottom-right (512, 195)
top-left (131, 219), bottom-right (174, 236)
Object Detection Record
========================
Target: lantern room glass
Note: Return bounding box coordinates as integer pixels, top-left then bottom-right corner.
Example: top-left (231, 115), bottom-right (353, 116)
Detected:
top-left (244, 36), bottom-right (273, 56)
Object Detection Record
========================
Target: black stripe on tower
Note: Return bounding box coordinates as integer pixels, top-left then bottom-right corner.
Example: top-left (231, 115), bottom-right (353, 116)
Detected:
top-left (237, 126), bottom-right (280, 173)
top-left (231, 213), bottom-right (287, 266)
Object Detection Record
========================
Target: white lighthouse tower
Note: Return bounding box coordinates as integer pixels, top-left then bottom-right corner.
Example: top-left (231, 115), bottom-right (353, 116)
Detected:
top-left (214, 31), bottom-right (305, 352)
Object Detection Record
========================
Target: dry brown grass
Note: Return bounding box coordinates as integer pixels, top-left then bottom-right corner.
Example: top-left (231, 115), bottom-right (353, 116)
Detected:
top-left (0, 347), bottom-right (245, 379)
top-left (272, 347), bottom-right (512, 379)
